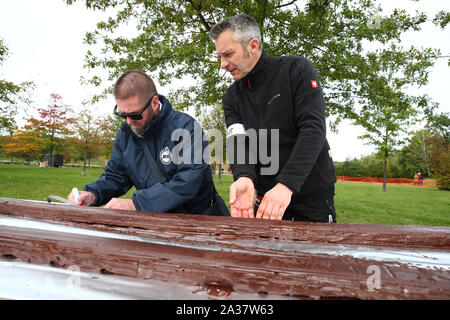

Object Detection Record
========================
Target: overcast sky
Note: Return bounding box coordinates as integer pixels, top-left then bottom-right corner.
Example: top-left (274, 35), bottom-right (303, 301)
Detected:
top-left (0, 0), bottom-right (449, 161)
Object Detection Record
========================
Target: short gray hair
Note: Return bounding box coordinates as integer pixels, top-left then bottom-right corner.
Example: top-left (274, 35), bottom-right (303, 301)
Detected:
top-left (209, 14), bottom-right (262, 50)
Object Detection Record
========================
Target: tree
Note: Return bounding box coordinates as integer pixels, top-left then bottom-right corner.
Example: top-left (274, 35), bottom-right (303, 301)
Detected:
top-left (352, 43), bottom-right (437, 191)
top-left (401, 130), bottom-right (432, 177)
top-left (2, 128), bottom-right (44, 163)
top-left (200, 104), bottom-right (227, 182)
top-left (32, 93), bottom-right (73, 166)
top-left (428, 136), bottom-right (449, 190)
top-left (426, 112), bottom-right (450, 190)
top-left (0, 39), bottom-right (34, 134)
top-left (360, 154), bottom-right (384, 177)
top-left (68, 0), bottom-right (446, 124)
top-left (95, 113), bottom-right (123, 159)
top-left (335, 157), bottom-right (364, 177)
top-left (426, 111), bottom-right (450, 141)
top-left (67, 0), bottom-right (448, 188)
top-left (0, 117), bottom-right (17, 137)
top-left (70, 106), bottom-right (101, 175)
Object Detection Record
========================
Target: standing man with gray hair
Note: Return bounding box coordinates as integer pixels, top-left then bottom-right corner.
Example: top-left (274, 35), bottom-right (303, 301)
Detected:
top-left (210, 14), bottom-right (337, 222)
top-left (67, 70), bottom-right (225, 216)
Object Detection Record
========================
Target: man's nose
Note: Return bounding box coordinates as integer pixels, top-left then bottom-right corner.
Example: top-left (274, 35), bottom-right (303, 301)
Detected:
top-left (220, 58), bottom-right (229, 69)
top-left (126, 116), bottom-right (134, 125)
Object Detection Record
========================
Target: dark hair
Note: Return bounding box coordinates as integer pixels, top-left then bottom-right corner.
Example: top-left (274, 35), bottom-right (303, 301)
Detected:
top-left (209, 14), bottom-right (262, 50)
top-left (113, 70), bottom-right (157, 103)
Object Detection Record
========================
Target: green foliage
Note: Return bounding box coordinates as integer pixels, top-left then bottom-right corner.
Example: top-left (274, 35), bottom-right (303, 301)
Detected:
top-left (64, 0), bottom-right (448, 189)
top-left (200, 103), bottom-right (227, 163)
top-left (0, 117), bottom-right (17, 137)
top-left (0, 38), bottom-right (34, 133)
top-left (94, 113), bottom-right (123, 158)
top-left (399, 130), bottom-right (431, 176)
top-left (426, 111), bottom-right (450, 141)
top-left (428, 136), bottom-right (450, 190)
top-left (423, 114), bottom-right (449, 190)
top-left (335, 123), bottom-right (450, 189)
top-left (68, 0), bottom-right (445, 128)
top-left (67, 107), bottom-right (124, 171)
top-left (68, 107), bottom-right (99, 173)
top-left (335, 158), bottom-right (364, 177)
top-left (433, 10), bottom-right (450, 29)
top-left (352, 45), bottom-right (439, 180)
top-left (335, 154), bottom-right (387, 177)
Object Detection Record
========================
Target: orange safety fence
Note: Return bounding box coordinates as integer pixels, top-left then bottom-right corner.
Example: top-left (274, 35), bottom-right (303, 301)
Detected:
top-left (337, 176), bottom-right (415, 183)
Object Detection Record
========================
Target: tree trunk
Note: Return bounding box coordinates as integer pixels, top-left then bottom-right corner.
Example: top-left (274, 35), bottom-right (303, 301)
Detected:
top-left (49, 129), bottom-right (55, 167)
top-left (218, 163), bottom-right (222, 183)
top-left (383, 157), bottom-right (387, 193)
top-left (49, 147), bottom-right (54, 167)
top-left (421, 134), bottom-right (430, 176)
top-left (82, 147), bottom-right (87, 176)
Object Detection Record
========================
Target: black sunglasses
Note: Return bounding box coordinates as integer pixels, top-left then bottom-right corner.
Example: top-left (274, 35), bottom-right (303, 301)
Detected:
top-left (114, 95), bottom-right (156, 120)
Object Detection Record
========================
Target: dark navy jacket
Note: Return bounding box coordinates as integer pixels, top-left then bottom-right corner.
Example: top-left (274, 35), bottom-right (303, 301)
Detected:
top-left (84, 95), bottom-right (214, 214)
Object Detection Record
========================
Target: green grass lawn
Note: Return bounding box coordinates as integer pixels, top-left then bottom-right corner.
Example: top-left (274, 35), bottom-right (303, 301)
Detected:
top-left (334, 182), bottom-right (450, 226)
top-left (0, 164), bottom-right (448, 226)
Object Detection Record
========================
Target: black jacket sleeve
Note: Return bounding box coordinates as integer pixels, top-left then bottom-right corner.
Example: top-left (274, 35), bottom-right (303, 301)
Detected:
top-left (223, 90), bottom-right (257, 185)
top-left (276, 57), bottom-right (327, 194)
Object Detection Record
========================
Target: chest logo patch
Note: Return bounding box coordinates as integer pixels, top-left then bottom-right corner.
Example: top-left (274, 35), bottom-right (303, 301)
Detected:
top-left (160, 146), bottom-right (172, 165)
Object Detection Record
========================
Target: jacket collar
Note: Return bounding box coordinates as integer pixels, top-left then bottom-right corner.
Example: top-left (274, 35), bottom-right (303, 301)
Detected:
top-left (125, 94), bottom-right (172, 138)
top-left (241, 50), bottom-right (268, 90)
top-left (142, 94), bottom-right (172, 136)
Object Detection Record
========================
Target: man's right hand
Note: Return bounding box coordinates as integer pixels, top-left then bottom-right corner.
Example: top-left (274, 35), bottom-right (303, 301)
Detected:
top-left (229, 177), bottom-right (255, 218)
top-left (67, 190), bottom-right (96, 207)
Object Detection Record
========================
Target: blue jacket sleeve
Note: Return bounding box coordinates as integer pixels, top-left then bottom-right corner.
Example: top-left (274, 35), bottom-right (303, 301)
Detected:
top-left (131, 119), bottom-right (210, 213)
top-left (83, 130), bottom-right (133, 206)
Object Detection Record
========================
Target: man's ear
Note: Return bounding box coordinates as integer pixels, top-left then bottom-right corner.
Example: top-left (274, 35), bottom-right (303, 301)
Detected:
top-left (248, 38), bottom-right (260, 54)
top-left (152, 95), bottom-right (159, 112)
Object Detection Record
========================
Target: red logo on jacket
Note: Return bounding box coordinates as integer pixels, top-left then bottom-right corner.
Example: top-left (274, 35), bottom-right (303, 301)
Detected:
top-left (311, 80), bottom-right (318, 88)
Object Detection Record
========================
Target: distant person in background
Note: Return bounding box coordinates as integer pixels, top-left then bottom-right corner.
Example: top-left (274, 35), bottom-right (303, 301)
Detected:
top-left (413, 173), bottom-right (419, 186)
top-left (418, 173), bottom-right (424, 186)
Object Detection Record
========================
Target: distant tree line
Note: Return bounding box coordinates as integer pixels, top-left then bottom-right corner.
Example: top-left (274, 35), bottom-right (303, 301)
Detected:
top-left (0, 93), bottom-right (122, 175)
top-left (335, 112), bottom-right (449, 190)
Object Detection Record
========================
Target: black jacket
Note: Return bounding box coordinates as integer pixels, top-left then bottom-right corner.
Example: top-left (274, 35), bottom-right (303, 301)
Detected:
top-left (223, 51), bottom-right (336, 203)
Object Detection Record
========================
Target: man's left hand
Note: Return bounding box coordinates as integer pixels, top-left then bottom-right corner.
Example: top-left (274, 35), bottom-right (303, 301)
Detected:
top-left (104, 198), bottom-right (136, 211)
top-left (256, 183), bottom-right (293, 220)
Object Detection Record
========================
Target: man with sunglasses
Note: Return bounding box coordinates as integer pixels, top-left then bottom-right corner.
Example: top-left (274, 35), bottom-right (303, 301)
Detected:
top-left (68, 70), bottom-right (219, 215)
